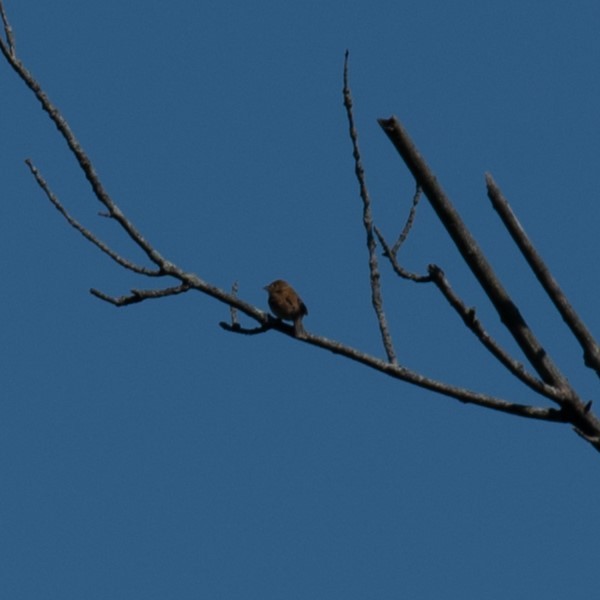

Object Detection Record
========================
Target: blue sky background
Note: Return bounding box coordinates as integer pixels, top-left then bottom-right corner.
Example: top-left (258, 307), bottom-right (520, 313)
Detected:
top-left (2, 1), bottom-right (600, 598)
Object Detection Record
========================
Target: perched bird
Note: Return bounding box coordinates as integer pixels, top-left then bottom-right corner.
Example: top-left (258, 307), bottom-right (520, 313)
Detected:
top-left (264, 279), bottom-right (308, 336)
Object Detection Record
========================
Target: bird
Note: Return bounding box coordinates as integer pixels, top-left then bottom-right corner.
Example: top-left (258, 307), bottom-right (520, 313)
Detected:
top-left (263, 279), bottom-right (308, 336)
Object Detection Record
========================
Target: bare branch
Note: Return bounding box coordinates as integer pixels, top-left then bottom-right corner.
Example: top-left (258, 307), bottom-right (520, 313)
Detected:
top-left (306, 331), bottom-right (566, 422)
top-left (378, 116), bottom-right (600, 443)
top-left (374, 185), bottom-right (429, 282)
top-left (375, 227), bottom-right (432, 282)
top-left (90, 284), bottom-right (191, 306)
top-left (25, 160), bottom-right (161, 276)
top-left (220, 322), bottom-right (270, 335)
top-left (222, 318), bottom-right (568, 422)
top-left (391, 183), bottom-right (422, 255)
top-left (427, 264), bottom-right (564, 401)
top-left (378, 117), bottom-right (569, 388)
top-left (0, 24), bottom-right (168, 271)
top-left (486, 173), bottom-right (600, 377)
top-left (218, 282), bottom-right (273, 334)
top-left (3, 3), bottom-right (599, 451)
top-left (228, 281), bottom-right (240, 327)
top-left (0, 0), bottom-right (15, 55)
top-left (574, 427), bottom-right (600, 448)
top-left (343, 52), bottom-right (397, 364)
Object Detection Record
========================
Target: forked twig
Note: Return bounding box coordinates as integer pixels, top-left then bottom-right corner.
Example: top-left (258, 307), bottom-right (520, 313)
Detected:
top-left (25, 160), bottom-right (161, 276)
top-left (0, 20), bottom-right (167, 270)
top-left (375, 227), bottom-right (431, 282)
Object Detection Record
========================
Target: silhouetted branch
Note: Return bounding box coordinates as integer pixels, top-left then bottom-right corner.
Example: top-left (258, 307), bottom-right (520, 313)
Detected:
top-left (378, 115), bottom-right (600, 448)
top-left (3, 3), bottom-right (600, 452)
top-left (391, 183), bottom-right (422, 255)
top-left (307, 332), bottom-right (567, 422)
top-left (25, 160), bottom-right (160, 276)
top-left (428, 264), bottom-right (563, 401)
top-left (375, 227), bottom-right (432, 282)
top-left (90, 284), bottom-right (191, 306)
top-left (343, 51), bottom-right (397, 364)
top-left (219, 322), bottom-right (271, 335)
top-left (486, 173), bottom-right (600, 377)
top-left (0, 20), bottom-right (167, 271)
top-left (0, 0), bottom-right (15, 54)
top-left (378, 117), bottom-right (568, 386)
top-left (373, 182), bottom-right (428, 282)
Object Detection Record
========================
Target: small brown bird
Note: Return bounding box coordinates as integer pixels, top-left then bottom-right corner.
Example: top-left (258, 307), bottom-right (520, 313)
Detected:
top-left (264, 279), bottom-right (308, 336)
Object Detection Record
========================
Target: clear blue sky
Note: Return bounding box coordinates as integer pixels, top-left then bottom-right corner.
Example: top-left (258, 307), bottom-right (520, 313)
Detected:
top-left (2, 1), bottom-right (600, 598)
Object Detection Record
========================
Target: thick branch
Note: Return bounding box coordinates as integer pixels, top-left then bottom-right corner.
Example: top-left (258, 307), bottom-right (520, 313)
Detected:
top-left (486, 173), bottom-right (600, 377)
top-left (378, 116), bottom-right (600, 441)
top-left (3, 6), bottom-right (599, 452)
top-left (378, 117), bottom-right (568, 389)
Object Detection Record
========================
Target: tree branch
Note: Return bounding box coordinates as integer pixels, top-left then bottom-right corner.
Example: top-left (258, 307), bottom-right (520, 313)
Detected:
top-left (0, 22), bottom-right (168, 271)
top-left (0, 0), bottom-right (15, 55)
top-left (486, 173), bottom-right (600, 378)
top-left (25, 160), bottom-right (161, 276)
top-left (3, 3), bottom-right (600, 452)
top-left (305, 331), bottom-right (567, 423)
top-left (90, 284), bottom-right (191, 306)
top-left (343, 51), bottom-right (397, 364)
top-left (391, 183), bottom-right (422, 255)
top-left (378, 117), bottom-right (568, 387)
top-left (375, 227), bottom-right (432, 282)
top-left (427, 264), bottom-right (563, 401)
top-left (378, 115), bottom-right (600, 445)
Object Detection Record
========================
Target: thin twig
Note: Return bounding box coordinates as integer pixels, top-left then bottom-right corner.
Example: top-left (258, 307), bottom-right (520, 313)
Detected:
top-left (220, 321), bottom-right (271, 335)
top-left (428, 264), bottom-right (564, 401)
top-left (343, 51), bottom-right (397, 364)
top-left (486, 173), bottom-right (600, 377)
top-left (90, 284), bottom-right (191, 306)
top-left (392, 183), bottom-right (422, 255)
top-left (374, 183), bottom-right (427, 282)
top-left (0, 23), bottom-right (168, 271)
top-left (228, 281), bottom-right (240, 327)
top-left (0, 0), bottom-right (15, 55)
top-left (25, 160), bottom-right (161, 276)
top-left (375, 226), bottom-right (432, 282)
